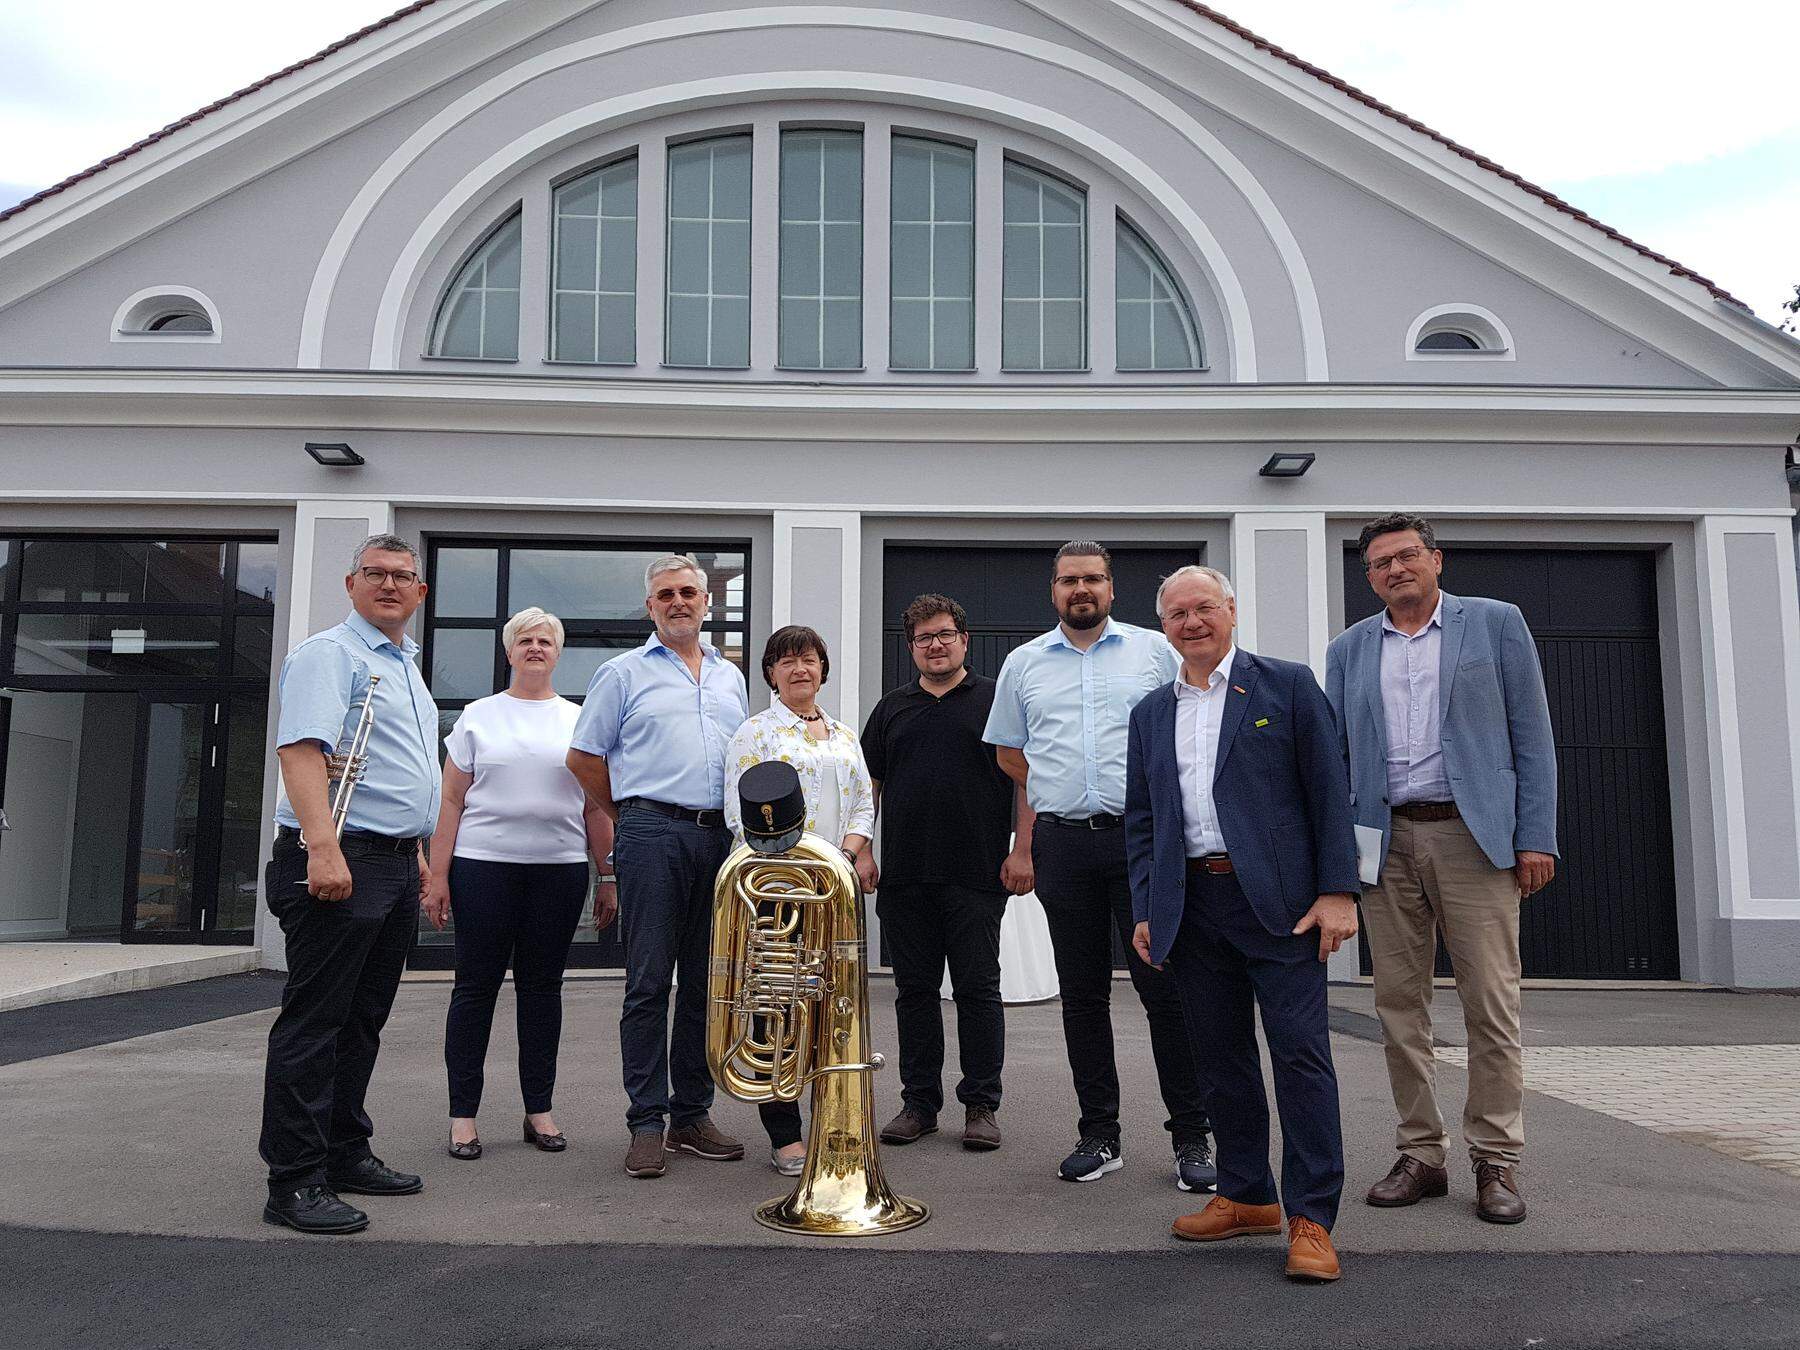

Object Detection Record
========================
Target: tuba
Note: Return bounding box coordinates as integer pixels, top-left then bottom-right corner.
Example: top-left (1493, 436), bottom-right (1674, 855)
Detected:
top-left (708, 825), bottom-right (928, 1236)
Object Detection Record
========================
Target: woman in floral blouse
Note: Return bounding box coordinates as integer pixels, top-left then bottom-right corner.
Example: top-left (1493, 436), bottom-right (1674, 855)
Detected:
top-left (724, 624), bottom-right (877, 1175)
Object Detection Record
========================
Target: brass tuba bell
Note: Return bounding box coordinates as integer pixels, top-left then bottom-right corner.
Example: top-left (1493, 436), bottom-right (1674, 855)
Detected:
top-left (707, 832), bottom-right (928, 1235)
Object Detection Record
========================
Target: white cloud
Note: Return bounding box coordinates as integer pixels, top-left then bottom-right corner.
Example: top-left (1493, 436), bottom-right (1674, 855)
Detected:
top-left (1214, 0), bottom-right (1800, 183)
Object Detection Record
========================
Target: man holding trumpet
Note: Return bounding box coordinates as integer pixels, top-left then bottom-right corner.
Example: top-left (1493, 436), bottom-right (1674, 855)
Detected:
top-left (258, 533), bottom-right (441, 1235)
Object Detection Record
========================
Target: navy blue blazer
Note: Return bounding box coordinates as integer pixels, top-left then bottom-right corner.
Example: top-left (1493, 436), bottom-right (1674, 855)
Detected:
top-left (1126, 648), bottom-right (1361, 963)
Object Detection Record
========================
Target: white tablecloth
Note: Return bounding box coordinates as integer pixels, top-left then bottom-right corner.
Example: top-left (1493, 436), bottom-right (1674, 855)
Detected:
top-left (941, 890), bottom-right (1058, 1004)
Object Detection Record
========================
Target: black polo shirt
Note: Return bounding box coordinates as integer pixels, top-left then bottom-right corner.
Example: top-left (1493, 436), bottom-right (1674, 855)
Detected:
top-left (861, 671), bottom-right (1015, 894)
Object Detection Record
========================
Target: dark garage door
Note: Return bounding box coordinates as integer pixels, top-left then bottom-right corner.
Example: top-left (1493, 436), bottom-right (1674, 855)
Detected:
top-left (1344, 547), bottom-right (1680, 979)
top-left (881, 542), bottom-right (1203, 967)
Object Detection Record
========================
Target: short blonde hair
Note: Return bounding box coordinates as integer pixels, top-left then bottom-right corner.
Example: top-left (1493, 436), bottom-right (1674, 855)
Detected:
top-left (503, 607), bottom-right (565, 652)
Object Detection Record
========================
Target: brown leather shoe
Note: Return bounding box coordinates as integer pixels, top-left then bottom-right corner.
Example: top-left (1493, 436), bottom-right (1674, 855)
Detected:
top-left (1285, 1216), bottom-right (1342, 1282)
top-left (1172, 1194), bottom-right (1283, 1242)
top-left (1475, 1160), bottom-right (1527, 1224)
top-left (624, 1129), bottom-right (666, 1178)
top-left (879, 1108), bottom-right (938, 1145)
top-left (665, 1115), bottom-right (745, 1161)
top-left (1366, 1154), bottom-right (1450, 1207)
top-left (961, 1107), bottom-right (1001, 1152)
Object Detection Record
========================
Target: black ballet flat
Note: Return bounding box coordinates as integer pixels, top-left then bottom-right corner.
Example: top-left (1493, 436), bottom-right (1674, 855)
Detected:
top-left (523, 1119), bottom-right (568, 1153)
top-left (448, 1133), bottom-right (482, 1161)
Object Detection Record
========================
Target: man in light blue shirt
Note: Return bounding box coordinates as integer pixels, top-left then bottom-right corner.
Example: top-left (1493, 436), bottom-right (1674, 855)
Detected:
top-left (260, 534), bottom-right (441, 1236)
top-left (984, 541), bottom-right (1212, 1191)
top-left (568, 554), bottom-right (750, 1177)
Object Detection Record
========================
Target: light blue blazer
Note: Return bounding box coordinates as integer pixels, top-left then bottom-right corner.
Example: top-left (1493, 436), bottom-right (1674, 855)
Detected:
top-left (1324, 592), bottom-right (1558, 873)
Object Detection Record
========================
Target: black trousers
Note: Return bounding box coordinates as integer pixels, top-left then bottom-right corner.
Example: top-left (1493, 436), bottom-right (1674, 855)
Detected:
top-left (1168, 869), bottom-right (1343, 1228)
top-left (443, 857), bottom-right (590, 1118)
top-left (1031, 820), bottom-right (1210, 1148)
top-left (876, 882), bottom-right (1006, 1117)
top-left (259, 833), bottom-right (419, 1194)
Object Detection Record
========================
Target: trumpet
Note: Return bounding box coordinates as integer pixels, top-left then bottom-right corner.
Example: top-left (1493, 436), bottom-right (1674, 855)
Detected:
top-left (708, 832), bottom-right (928, 1236)
top-left (299, 673), bottom-right (380, 851)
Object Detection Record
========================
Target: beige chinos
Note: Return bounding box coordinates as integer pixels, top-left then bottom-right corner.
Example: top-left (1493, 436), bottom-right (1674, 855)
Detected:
top-left (1361, 813), bottom-right (1524, 1168)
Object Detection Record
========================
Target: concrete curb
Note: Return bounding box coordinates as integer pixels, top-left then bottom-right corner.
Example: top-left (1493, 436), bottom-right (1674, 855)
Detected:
top-left (0, 948), bottom-right (262, 1014)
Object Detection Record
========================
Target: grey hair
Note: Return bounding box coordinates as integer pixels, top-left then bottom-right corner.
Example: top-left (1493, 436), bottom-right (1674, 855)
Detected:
top-left (1154, 564), bottom-right (1236, 619)
top-left (349, 533), bottom-right (421, 576)
top-left (644, 552), bottom-right (708, 595)
top-left (502, 607), bottom-right (565, 651)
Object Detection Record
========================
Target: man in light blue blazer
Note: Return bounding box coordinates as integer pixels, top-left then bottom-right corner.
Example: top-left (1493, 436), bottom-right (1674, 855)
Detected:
top-left (1126, 565), bottom-right (1360, 1283)
top-left (1325, 514), bottom-right (1557, 1227)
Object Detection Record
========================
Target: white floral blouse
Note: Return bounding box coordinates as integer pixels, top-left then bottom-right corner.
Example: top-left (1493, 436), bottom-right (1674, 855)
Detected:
top-left (724, 701), bottom-right (877, 847)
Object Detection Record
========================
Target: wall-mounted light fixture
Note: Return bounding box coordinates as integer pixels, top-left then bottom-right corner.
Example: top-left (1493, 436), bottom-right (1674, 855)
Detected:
top-left (1258, 451), bottom-right (1315, 478)
top-left (305, 441), bottom-right (365, 467)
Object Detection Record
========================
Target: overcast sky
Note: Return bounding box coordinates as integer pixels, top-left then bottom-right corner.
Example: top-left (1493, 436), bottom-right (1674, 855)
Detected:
top-left (1, 0), bottom-right (1794, 318)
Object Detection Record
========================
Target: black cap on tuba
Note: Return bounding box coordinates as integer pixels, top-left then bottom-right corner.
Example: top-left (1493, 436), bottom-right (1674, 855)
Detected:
top-left (739, 760), bottom-right (806, 855)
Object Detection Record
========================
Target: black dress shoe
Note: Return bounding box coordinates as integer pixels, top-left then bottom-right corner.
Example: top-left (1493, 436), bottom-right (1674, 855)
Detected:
top-left (263, 1186), bottom-right (369, 1235)
top-left (523, 1119), bottom-right (568, 1152)
top-left (327, 1155), bottom-right (423, 1196)
top-left (448, 1132), bottom-right (482, 1161)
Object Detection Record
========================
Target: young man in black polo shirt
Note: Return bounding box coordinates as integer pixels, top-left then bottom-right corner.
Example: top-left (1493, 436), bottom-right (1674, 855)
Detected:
top-left (863, 594), bottom-right (1031, 1152)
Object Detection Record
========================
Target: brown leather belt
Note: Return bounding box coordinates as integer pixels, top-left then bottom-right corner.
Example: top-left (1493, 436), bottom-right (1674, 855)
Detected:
top-left (1186, 853), bottom-right (1235, 875)
top-left (1392, 800), bottom-right (1460, 822)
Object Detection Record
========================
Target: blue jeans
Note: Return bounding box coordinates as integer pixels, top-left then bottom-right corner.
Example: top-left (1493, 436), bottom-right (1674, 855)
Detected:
top-left (613, 805), bottom-right (730, 1133)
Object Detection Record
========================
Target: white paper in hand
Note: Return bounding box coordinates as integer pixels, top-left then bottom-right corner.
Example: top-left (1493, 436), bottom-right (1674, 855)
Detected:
top-left (1354, 825), bottom-right (1383, 887)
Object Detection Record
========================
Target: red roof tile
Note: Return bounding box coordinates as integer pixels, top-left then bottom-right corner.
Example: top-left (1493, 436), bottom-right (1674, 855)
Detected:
top-left (0, 0), bottom-right (1746, 310)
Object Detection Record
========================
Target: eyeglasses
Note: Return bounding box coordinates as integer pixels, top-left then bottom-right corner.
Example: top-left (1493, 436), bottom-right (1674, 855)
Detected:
top-left (909, 629), bottom-right (964, 649)
top-left (357, 567), bottom-right (419, 587)
top-left (651, 585), bottom-right (704, 604)
top-left (1053, 573), bottom-right (1109, 588)
top-left (1366, 547), bottom-right (1431, 574)
top-left (1163, 602), bottom-right (1227, 624)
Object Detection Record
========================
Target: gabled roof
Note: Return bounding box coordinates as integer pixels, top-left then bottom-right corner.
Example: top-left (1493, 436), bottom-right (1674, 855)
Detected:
top-left (0, 0), bottom-right (1749, 309)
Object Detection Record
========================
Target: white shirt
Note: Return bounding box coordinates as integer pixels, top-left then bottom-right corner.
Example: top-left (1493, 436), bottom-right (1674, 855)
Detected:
top-left (444, 692), bottom-right (589, 864)
top-left (1379, 597), bottom-right (1451, 806)
top-left (1173, 646), bottom-right (1236, 856)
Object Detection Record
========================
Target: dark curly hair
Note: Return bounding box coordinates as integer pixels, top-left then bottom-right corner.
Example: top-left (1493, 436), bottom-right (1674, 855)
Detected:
top-left (1355, 514), bottom-right (1438, 565)
top-left (760, 625), bottom-right (830, 691)
top-left (901, 593), bottom-right (969, 643)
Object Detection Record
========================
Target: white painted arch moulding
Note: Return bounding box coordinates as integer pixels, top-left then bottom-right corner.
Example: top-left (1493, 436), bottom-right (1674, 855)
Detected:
top-left (299, 7), bottom-right (1326, 380)
top-left (110, 284), bottom-right (222, 344)
top-left (1404, 302), bottom-right (1516, 362)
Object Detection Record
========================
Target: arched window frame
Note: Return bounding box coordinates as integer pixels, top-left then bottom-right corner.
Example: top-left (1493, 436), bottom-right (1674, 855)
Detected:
top-left (1406, 303), bottom-right (1515, 361)
top-left (1113, 213), bottom-right (1204, 372)
top-left (1000, 157), bottom-right (1088, 373)
top-left (111, 285), bottom-right (222, 344)
top-left (428, 208), bottom-right (523, 361)
top-left (549, 154), bottom-right (640, 366)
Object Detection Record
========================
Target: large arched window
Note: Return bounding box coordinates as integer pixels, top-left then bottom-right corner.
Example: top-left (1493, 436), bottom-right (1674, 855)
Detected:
top-left (665, 134), bottom-right (752, 368)
top-left (552, 157), bottom-right (638, 364)
top-left (890, 136), bottom-right (974, 372)
top-left (1002, 160), bottom-right (1087, 371)
top-left (429, 210), bottom-right (521, 360)
top-left (1115, 217), bottom-right (1201, 371)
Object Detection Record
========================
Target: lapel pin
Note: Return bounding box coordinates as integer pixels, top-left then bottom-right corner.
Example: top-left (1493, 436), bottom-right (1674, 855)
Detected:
top-left (1232, 685), bottom-right (1247, 695)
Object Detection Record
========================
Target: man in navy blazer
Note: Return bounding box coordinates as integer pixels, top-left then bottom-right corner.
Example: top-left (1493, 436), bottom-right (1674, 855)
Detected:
top-left (1125, 565), bottom-right (1360, 1283)
top-left (1325, 513), bottom-right (1557, 1226)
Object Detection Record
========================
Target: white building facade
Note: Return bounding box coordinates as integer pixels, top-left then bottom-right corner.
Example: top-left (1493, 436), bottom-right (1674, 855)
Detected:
top-left (1, 0), bottom-right (1798, 985)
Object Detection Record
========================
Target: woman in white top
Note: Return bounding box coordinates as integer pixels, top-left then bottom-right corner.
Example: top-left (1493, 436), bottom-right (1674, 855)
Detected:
top-left (724, 625), bottom-right (877, 1174)
top-left (423, 608), bottom-right (614, 1160)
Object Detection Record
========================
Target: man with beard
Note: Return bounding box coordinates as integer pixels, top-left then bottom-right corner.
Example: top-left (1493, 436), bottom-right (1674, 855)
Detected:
top-left (984, 542), bottom-right (1214, 1191)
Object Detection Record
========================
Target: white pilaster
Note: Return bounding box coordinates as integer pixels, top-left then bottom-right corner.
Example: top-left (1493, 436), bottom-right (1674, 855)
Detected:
top-left (1228, 510), bottom-right (1329, 674)
top-left (1694, 513), bottom-right (1800, 923)
top-left (771, 510), bottom-right (863, 727)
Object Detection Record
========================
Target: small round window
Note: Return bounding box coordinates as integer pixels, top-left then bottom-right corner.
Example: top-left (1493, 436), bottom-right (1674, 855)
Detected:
top-left (114, 287), bottom-right (221, 341)
top-left (1406, 305), bottom-right (1511, 359)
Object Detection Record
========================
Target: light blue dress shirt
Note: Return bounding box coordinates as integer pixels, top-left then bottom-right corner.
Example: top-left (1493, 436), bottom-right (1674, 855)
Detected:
top-left (1380, 595), bottom-right (1451, 805)
top-left (569, 634), bottom-right (749, 810)
top-left (274, 611), bottom-right (441, 839)
top-left (985, 618), bottom-right (1178, 817)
